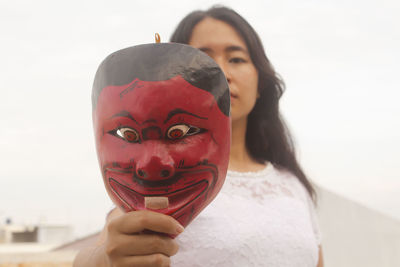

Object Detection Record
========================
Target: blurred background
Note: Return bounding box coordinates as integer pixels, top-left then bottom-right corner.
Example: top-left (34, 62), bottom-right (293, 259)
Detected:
top-left (0, 0), bottom-right (399, 266)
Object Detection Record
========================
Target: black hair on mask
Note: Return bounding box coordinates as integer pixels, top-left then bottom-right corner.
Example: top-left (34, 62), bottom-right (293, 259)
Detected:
top-left (92, 43), bottom-right (230, 116)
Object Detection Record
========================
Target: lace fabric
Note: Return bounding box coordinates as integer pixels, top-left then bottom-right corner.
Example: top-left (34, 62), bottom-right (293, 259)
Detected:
top-left (172, 163), bottom-right (321, 267)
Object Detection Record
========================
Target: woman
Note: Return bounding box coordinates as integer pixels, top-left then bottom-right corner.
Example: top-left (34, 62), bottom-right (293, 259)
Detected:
top-left (74, 6), bottom-right (323, 267)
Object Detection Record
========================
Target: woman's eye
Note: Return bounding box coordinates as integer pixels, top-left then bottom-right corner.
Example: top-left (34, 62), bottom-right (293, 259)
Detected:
top-left (167, 124), bottom-right (202, 140)
top-left (229, 57), bottom-right (246, 63)
top-left (116, 127), bottom-right (140, 143)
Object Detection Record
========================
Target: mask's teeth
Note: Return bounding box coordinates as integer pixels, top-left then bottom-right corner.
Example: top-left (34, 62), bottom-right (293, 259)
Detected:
top-left (145, 196), bottom-right (169, 210)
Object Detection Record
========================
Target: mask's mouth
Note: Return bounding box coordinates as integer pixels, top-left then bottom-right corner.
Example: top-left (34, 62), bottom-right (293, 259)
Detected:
top-left (109, 178), bottom-right (208, 214)
top-left (107, 166), bottom-right (216, 216)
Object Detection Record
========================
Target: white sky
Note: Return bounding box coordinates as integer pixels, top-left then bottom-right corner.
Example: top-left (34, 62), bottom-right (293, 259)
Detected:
top-left (0, 0), bottom-right (399, 238)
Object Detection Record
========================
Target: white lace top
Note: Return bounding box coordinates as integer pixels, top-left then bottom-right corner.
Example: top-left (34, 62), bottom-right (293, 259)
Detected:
top-left (172, 163), bottom-right (321, 267)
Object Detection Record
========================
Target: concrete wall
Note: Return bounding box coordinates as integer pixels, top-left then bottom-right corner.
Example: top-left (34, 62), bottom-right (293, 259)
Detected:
top-left (37, 225), bottom-right (73, 245)
top-left (316, 187), bottom-right (400, 267)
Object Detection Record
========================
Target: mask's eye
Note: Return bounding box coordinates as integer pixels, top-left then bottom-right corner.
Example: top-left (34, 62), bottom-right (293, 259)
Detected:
top-left (167, 124), bottom-right (202, 140)
top-left (116, 127), bottom-right (140, 143)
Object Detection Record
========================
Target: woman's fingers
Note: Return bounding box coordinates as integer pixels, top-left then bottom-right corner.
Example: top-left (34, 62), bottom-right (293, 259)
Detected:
top-left (108, 233), bottom-right (179, 257)
top-left (115, 253), bottom-right (171, 267)
top-left (110, 210), bottom-right (184, 236)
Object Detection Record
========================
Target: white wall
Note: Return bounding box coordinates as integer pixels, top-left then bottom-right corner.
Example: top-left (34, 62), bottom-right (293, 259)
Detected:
top-left (37, 225), bottom-right (73, 245)
top-left (316, 187), bottom-right (400, 267)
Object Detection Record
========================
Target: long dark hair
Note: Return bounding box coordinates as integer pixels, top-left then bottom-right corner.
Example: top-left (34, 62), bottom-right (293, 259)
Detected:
top-left (170, 6), bottom-right (316, 200)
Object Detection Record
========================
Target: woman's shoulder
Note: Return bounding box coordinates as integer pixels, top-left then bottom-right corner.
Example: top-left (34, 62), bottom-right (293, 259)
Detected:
top-left (271, 164), bottom-right (313, 200)
top-left (272, 165), bottom-right (322, 245)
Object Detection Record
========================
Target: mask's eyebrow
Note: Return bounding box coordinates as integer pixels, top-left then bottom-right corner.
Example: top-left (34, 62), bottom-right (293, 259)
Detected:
top-left (111, 110), bottom-right (139, 125)
top-left (164, 108), bottom-right (208, 124)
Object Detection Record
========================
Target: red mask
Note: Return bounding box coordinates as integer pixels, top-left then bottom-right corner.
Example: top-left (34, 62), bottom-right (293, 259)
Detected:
top-left (92, 44), bottom-right (230, 227)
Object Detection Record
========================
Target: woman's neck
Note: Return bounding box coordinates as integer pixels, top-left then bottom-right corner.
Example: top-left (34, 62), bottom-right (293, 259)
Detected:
top-left (228, 117), bottom-right (266, 172)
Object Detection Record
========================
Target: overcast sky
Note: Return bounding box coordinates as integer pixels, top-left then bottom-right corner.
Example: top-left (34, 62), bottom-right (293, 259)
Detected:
top-left (0, 0), bottom-right (399, 237)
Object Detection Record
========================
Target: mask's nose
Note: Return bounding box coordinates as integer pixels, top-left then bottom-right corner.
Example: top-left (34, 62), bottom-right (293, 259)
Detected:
top-left (135, 142), bottom-right (175, 181)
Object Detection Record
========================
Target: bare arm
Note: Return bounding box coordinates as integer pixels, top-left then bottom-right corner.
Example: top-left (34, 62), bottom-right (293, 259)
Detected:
top-left (73, 208), bottom-right (120, 267)
top-left (317, 246), bottom-right (324, 267)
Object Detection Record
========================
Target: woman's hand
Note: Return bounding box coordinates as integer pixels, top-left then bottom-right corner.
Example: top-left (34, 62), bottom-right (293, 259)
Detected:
top-left (73, 208), bottom-right (184, 267)
top-left (105, 209), bottom-right (183, 266)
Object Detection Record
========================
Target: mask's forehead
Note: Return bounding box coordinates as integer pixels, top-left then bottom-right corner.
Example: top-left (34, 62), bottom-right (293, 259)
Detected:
top-left (96, 76), bottom-right (219, 125)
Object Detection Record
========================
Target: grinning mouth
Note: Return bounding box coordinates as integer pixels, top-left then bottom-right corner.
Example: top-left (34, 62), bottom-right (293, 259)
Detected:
top-left (109, 177), bottom-right (209, 215)
top-left (132, 172), bottom-right (183, 188)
